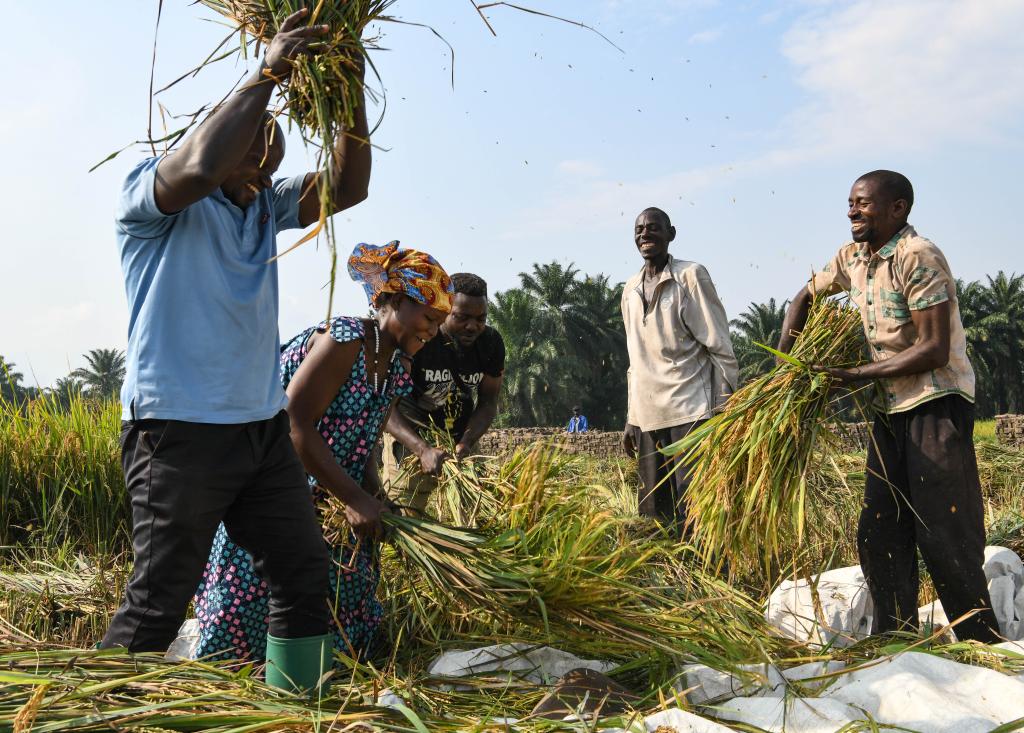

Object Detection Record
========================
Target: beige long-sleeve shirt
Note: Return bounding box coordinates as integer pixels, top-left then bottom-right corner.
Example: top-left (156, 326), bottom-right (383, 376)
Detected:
top-left (622, 256), bottom-right (739, 432)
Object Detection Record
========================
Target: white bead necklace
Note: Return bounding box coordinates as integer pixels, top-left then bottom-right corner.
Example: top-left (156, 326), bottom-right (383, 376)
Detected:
top-left (371, 319), bottom-right (389, 395)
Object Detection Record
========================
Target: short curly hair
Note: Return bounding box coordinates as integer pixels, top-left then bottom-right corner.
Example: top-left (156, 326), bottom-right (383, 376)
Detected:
top-left (856, 170), bottom-right (914, 213)
top-left (450, 272), bottom-right (487, 298)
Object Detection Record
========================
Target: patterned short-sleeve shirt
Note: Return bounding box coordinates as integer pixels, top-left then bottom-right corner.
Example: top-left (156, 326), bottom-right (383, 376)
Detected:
top-left (810, 224), bottom-right (974, 414)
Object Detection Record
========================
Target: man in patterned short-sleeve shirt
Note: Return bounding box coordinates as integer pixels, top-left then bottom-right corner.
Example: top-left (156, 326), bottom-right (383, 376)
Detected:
top-left (777, 170), bottom-right (1000, 643)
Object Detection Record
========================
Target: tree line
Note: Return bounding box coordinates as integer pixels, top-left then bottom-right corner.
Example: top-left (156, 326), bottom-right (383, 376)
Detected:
top-left (3, 271), bottom-right (1021, 424)
top-left (489, 265), bottom-right (1024, 428)
top-left (1, 349), bottom-right (126, 406)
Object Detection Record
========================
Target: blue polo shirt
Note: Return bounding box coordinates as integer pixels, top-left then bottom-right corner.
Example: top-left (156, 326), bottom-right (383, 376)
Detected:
top-left (116, 156), bottom-right (306, 423)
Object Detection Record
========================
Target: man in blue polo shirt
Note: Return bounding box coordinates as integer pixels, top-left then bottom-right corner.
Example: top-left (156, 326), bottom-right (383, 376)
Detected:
top-left (101, 9), bottom-right (372, 692)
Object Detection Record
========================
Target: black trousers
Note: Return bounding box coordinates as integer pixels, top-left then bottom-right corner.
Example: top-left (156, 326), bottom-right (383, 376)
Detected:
top-left (101, 411), bottom-right (330, 652)
top-left (859, 395), bottom-right (1000, 642)
top-left (635, 421), bottom-right (705, 535)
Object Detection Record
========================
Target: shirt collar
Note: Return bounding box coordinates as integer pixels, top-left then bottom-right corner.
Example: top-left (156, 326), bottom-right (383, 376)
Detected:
top-left (876, 224), bottom-right (912, 259)
top-left (635, 253), bottom-right (675, 287)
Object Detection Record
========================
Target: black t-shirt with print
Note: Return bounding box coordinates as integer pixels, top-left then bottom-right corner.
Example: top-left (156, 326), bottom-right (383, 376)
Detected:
top-left (396, 326), bottom-right (505, 442)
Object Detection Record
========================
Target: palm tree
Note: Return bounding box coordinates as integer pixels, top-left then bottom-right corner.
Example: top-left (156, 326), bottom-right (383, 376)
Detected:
top-left (518, 262), bottom-right (581, 345)
top-left (489, 289), bottom-right (564, 426)
top-left (563, 275), bottom-right (628, 427)
top-left (730, 298), bottom-right (788, 383)
top-left (49, 376), bottom-right (84, 409)
top-left (1, 355), bottom-right (25, 404)
top-left (71, 348), bottom-right (126, 399)
top-left (958, 279), bottom-right (1004, 417)
top-left (958, 273), bottom-right (1024, 416)
top-left (982, 272), bottom-right (1024, 414)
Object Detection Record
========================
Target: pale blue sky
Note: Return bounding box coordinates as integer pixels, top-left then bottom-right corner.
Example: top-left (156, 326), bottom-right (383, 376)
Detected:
top-left (4, 0), bottom-right (1022, 387)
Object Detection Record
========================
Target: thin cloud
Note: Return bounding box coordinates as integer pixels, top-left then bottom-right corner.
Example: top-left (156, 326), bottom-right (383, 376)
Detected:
top-left (688, 26), bottom-right (724, 44)
top-left (557, 159), bottom-right (605, 177)
top-left (781, 0), bottom-right (1024, 153)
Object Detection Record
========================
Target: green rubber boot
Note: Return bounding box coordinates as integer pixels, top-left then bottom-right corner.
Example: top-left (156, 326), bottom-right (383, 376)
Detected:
top-left (265, 633), bottom-right (332, 695)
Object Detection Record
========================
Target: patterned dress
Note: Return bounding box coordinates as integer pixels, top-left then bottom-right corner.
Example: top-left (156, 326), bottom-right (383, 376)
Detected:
top-left (193, 317), bottom-right (412, 663)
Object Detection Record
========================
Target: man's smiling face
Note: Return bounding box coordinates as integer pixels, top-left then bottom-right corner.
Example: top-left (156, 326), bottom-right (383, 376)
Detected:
top-left (221, 121), bottom-right (285, 209)
top-left (634, 209), bottom-right (675, 262)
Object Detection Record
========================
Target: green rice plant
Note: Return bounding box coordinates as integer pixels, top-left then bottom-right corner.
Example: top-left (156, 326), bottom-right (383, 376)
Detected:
top-left (974, 418), bottom-right (997, 444)
top-left (667, 296), bottom-right (874, 577)
top-left (0, 392), bottom-right (127, 556)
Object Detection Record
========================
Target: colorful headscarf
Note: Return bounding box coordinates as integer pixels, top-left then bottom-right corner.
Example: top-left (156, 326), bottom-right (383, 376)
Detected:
top-left (347, 241), bottom-right (454, 313)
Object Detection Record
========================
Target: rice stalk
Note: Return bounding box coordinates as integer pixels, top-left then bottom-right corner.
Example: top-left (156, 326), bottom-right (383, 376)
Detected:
top-left (0, 392), bottom-right (126, 556)
top-left (668, 295), bottom-right (874, 577)
top-left (329, 445), bottom-right (794, 674)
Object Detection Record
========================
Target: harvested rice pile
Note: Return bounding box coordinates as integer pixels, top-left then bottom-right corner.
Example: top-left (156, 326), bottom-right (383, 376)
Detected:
top-left (670, 295), bottom-right (874, 576)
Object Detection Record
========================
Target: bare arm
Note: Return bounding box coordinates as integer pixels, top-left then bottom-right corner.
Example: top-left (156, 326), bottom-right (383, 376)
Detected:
top-left (286, 331), bottom-right (386, 538)
top-left (385, 409), bottom-right (448, 475)
top-left (296, 68), bottom-right (372, 227)
top-left (777, 285), bottom-right (814, 354)
top-left (824, 301), bottom-right (951, 383)
top-left (455, 374), bottom-right (502, 459)
top-left (154, 10), bottom-right (328, 214)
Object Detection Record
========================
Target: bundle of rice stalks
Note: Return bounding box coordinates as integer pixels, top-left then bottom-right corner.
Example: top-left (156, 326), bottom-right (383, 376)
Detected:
top-left (337, 446), bottom-right (793, 674)
top-left (669, 295), bottom-right (873, 577)
top-left (191, 1), bottom-right (396, 313)
top-left (434, 456), bottom-right (505, 527)
top-left (0, 646), bottom-right (423, 733)
top-left (198, 1), bottom-right (391, 134)
top-left (976, 441), bottom-right (1024, 505)
top-left (0, 559), bottom-right (126, 645)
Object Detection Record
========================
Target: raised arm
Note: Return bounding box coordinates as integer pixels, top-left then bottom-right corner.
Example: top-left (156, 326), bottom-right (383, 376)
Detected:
top-left (455, 374), bottom-right (502, 459)
top-left (154, 9), bottom-right (328, 214)
top-left (296, 74), bottom-right (372, 228)
top-left (285, 331), bottom-right (387, 538)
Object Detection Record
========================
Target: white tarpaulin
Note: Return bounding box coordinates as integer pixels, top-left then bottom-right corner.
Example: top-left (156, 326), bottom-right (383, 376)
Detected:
top-left (984, 546), bottom-right (1024, 640)
top-left (426, 643), bottom-right (615, 686)
top-left (766, 546), bottom-right (1024, 646)
top-left (712, 651), bottom-right (1024, 733)
top-left (765, 566), bottom-right (873, 648)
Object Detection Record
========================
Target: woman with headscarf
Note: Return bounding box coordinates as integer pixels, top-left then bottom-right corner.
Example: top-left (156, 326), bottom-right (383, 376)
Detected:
top-left (193, 241), bottom-right (453, 670)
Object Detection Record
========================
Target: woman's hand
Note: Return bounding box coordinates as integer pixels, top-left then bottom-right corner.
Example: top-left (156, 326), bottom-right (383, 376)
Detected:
top-left (344, 491), bottom-right (388, 539)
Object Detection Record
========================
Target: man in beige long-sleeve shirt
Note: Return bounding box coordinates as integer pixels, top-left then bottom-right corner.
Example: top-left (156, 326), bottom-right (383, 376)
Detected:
top-left (621, 207), bottom-right (738, 534)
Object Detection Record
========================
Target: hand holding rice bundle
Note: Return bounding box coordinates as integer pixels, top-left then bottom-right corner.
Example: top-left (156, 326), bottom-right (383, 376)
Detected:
top-left (668, 294), bottom-right (874, 576)
top-left (199, 1), bottom-right (393, 133)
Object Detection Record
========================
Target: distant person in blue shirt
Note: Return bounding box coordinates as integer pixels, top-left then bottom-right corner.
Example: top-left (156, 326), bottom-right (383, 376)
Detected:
top-left (567, 406), bottom-right (589, 433)
top-left (101, 9), bottom-right (372, 694)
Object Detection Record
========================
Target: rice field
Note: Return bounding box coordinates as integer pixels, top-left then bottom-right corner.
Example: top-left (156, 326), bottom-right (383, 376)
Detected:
top-left (1, 391), bottom-right (1022, 730)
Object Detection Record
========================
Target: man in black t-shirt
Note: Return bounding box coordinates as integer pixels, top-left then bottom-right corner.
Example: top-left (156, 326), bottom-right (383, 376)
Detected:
top-left (383, 273), bottom-right (505, 513)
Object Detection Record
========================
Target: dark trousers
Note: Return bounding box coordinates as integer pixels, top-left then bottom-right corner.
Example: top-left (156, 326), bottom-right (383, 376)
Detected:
top-left (635, 421), bottom-right (705, 535)
top-left (101, 411), bottom-right (330, 652)
top-left (859, 395), bottom-right (1000, 642)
